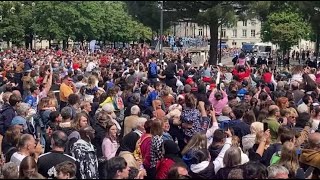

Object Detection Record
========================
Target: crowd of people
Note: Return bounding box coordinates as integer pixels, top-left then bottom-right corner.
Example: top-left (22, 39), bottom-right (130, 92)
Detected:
top-left (0, 44), bottom-right (319, 179)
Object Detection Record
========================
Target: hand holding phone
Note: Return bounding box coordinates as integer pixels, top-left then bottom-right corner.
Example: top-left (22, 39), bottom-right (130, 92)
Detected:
top-left (263, 122), bottom-right (268, 131)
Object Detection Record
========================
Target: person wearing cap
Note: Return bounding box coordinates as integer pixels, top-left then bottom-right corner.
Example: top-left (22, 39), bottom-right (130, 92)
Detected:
top-left (11, 103), bottom-right (32, 134)
top-left (237, 80), bottom-right (249, 101)
top-left (59, 75), bottom-right (77, 110)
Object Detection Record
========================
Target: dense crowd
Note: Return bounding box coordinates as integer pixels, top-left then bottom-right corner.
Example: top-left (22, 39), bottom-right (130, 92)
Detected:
top-left (0, 45), bottom-right (319, 179)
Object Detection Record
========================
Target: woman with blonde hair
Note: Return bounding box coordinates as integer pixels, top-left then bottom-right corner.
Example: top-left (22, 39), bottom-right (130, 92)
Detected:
top-left (277, 141), bottom-right (302, 178)
top-left (181, 133), bottom-right (207, 168)
top-left (242, 122), bottom-right (263, 154)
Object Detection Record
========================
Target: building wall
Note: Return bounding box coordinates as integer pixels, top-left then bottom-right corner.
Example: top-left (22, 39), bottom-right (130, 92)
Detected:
top-left (171, 19), bottom-right (314, 50)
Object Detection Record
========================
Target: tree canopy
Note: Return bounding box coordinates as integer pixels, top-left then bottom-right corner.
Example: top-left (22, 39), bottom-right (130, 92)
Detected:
top-left (0, 1), bottom-right (152, 48)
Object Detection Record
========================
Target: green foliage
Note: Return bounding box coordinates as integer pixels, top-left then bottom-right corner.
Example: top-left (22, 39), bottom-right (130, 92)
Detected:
top-left (261, 11), bottom-right (311, 51)
top-left (0, 1), bottom-right (152, 47)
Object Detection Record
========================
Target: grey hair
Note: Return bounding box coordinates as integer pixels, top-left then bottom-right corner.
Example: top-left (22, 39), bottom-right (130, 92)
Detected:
top-left (223, 146), bottom-right (241, 167)
top-left (15, 102), bottom-right (30, 116)
top-left (267, 165), bottom-right (289, 179)
top-left (131, 105), bottom-right (140, 115)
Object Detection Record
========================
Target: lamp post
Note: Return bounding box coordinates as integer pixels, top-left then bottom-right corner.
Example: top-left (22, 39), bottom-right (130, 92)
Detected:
top-left (159, 1), bottom-right (164, 62)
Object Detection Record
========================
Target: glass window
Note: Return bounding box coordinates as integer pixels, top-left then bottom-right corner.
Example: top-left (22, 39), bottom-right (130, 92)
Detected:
top-left (251, 30), bottom-right (256, 37)
top-left (242, 29), bottom-right (247, 37)
top-left (232, 29), bottom-right (237, 37)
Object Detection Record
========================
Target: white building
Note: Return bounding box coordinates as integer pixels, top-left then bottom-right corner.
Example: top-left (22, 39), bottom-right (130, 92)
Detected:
top-left (170, 19), bottom-right (315, 50)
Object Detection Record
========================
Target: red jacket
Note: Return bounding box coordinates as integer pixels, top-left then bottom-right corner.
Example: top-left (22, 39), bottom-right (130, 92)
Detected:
top-left (140, 134), bottom-right (152, 169)
top-left (156, 158), bottom-right (176, 179)
top-left (232, 68), bottom-right (251, 82)
top-left (262, 72), bottom-right (272, 84)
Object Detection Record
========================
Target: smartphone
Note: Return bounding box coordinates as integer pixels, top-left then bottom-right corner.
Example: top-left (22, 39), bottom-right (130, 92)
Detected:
top-left (263, 122), bottom-right (268, 131)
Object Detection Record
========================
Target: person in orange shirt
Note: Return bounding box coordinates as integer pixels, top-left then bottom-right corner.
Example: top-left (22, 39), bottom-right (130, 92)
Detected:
top-left (59, 75), bottom-right (77, 110)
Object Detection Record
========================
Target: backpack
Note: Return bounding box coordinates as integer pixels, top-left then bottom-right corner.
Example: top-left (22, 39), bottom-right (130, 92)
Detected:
top-left (148, 63), bottom-right (157, 77)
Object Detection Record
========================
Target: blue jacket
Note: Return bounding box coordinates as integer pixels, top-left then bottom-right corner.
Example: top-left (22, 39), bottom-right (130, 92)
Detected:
top-left (0, 104), bottom-right (16, 135)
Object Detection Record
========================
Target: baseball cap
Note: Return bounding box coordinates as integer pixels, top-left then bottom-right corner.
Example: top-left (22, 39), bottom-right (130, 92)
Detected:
top-left (11, 116), bottom-right (26, 126)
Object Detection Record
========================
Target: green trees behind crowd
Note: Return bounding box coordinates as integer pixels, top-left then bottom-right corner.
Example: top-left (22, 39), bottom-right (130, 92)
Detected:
top-left (0, 1), bottom-right (152, 49)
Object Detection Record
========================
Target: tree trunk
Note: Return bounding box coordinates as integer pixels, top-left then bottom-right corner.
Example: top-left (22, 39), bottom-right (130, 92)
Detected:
top-left (63, 40), bottom-right (67, 50)
top-left (209, 23), bottom-right (219, 65)
top-left (114, 41), bottom-right (116, 49)
top-left (30, 34), bottom-right (33, 50)
top-left (49, 39), bottom-right (52, 49)
top-left (25, 36), bottom-right (29, 49)
top-left (7, 41), bottom-right (10, 48)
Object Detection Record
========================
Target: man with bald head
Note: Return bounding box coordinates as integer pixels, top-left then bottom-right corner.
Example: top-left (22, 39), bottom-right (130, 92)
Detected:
top-left (299, 133), bottom-right (320, 171)
top-left (217, 106), bottom-right (234, 122)
top-left (264, 105), bottom-right (281, 143)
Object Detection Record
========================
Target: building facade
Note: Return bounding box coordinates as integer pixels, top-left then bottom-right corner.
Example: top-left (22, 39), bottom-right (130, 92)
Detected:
top-left (170, 19), bottom-right (315, 50)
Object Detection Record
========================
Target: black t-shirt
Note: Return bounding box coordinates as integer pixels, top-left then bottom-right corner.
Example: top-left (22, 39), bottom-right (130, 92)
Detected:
top-left (37, 150), bottom-right (76, 178)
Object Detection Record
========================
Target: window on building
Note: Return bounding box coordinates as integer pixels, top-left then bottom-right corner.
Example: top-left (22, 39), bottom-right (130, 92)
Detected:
top-left (251, 20), bottom-right (256, 26)
top-left (232, 42), bottom-right (237, 46)
top-left (242, 29), bottom-right (247, 37)
top-left (251, 30), bottom-right (256, 37)
top-left (199, 29), bottom-right (203, 36)
top-left (232, 29), bottom-right (237, 37)
top-left (221, 29), bottom-right (226, 38)
top-left (243, 20), bottom-right (247, 26)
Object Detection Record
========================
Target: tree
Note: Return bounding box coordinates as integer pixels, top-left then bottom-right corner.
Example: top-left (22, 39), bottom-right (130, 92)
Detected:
top-left (0, 1), bottom-right (25, 47)
top-left (261, 11), bottom-right (311, 57)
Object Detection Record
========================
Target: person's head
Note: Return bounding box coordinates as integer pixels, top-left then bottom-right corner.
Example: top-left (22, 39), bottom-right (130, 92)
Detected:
top-left (291, 81), bottom-right (300, 90)
top-left (144, 120), bottom-right (153, 134)
top-left (243, 110), bottom-right (256, 125)
top-left (228, 168), bottom-right (244, 179)
top-left (308, 132), bottom-right (320, 151)
top-left (80, 101), bottom-right (92, 113)
top-left (105, 122), bottom-right (118, 142)
top-left (68, 93), bottom-right (80, 106)
top-left (150, 119), bottom-right (163, 136)
top-left (295, 112), bottom-right (310, 128)
top-left (185, 93), bottom-right (197, 108)
top-left (18, 134), bottom-right (37, 155)
top-left (140, 84), bottom-right (148, 95)
top-left (250, 122), bottom-right (263, 134)
top-left (167, 162), bottom-right (190, 179)
top-left (130, 105), bottom-right (140, 116)
top-left (268, 105), bottom-right (280, 117)
top-left (50, 130), bottom-right (68, 150)
top-left (211, 129), bottom-right (226, 145)
top-left (38, 97), bottom-right (54, 110)
top-left (2, 162), bottom-right (19, 179)
top-left (214, 91), bottom-right (223, 101)
top-left (62, 75), bottom-right (73, 85)
top-left (232, 104), bottom-right (246, 119)
top-left (2, 92), bottom-right (12, 104)
top-left (221, 106), bottom-right (234, 119)
top-left (223, 146), bottom-right (241, 168)
top-left (49, 111), bottom-right (62, 124)
top-left (15, 102), bottom-right (31, 117)
top-left (277, 97), bottom-right (289, 110)
top-left (190, 148), bottom-right (210, 165)
top-left (19, 156), bottom-right (37, 179)
top-left (278, 142), bottom-right (299, 178)
top-left (182, 133), bottom-right (207, 155)
top-left (106, 156), bottom-right (130, 179)
top-left (302, 94), bottom-right (313, 106)
top-left (60, 107), bottom-right (73, 121)
top-left (163, 140), bottom-right (180, 156)
top-left (243, 161), bottom-right (267, 179)
top-left (267, 165), bottom-right (289, 179)
top-left (155, 82), bottom-right (163, 91)
top-left (244, 91), bottom-right (254, 103)
top-left (278, 126), bottom-right (295, 144)
top-left (79, 126), bottom-right (95, 142)
top-left (72, 112), bottom-right (89, 131)
top-left (55, 161), bottom-right (77, 179)
top-left (30, 85), bottom-right (40, 96)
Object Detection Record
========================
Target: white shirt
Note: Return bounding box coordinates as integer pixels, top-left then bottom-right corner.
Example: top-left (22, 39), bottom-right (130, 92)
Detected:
top-left (10, 152), bottom-right (27, 167)
top-left (86, 62), bottom-right (96, 72)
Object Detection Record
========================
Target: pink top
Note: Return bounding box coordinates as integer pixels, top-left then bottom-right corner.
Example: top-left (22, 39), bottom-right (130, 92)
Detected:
top-left (209, 90), bottom-right (228, 115)
top-left (102, 137), bottom-right (119, 160)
